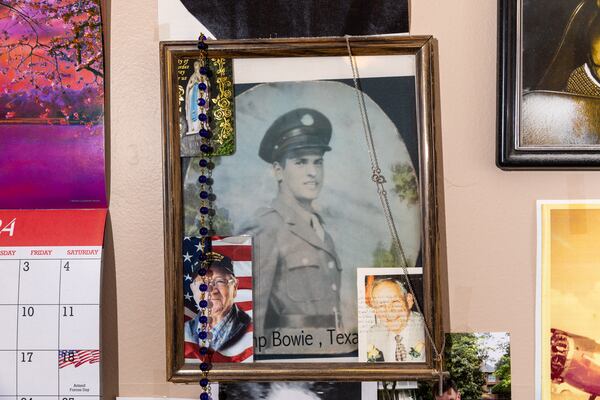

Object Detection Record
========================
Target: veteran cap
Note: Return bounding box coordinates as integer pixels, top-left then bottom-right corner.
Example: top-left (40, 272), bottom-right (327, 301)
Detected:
top-left (192, 252), bottom-right (235, 277)
top-left (259, 108), bottom-right (332, 163)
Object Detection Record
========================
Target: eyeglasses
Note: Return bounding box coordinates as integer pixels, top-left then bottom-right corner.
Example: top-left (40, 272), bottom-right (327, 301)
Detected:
top-left (206, 278), bottom-right (235, 288)
top-left (372, 299), bottom-right (408, 312)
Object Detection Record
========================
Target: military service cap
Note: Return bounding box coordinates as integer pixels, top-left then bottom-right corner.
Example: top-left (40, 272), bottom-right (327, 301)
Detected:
top-left (192, 252), bottom-right (236, 277)
top-left (208, 252), bottom-right (235, 276)
top-left (259, 108), bottom-right (332, 163)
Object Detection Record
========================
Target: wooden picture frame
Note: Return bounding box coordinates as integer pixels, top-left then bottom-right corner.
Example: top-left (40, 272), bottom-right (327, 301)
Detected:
top-left (497, 0), bottom-right (600, 169)
top-left (160, 36), bottom-right (445, 382)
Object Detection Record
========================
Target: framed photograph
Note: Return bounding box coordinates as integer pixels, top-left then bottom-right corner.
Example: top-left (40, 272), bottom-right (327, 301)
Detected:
top-left (536, 201), bottom-right (600, 399)
top-left (161, 36), bottom-right (445, 382)
top-left (497, 0), bottom-right (600, 169)
top-left (182, 236), bottom-right (254, 363)
top-left (356, 268), bottom-right (425, 364)
top-left (218, 382), bottom-right (378, 400)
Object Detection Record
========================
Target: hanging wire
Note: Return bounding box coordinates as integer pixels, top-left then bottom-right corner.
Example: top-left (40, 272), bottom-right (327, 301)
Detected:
top-left (344, 36), bottom-right (446, 393)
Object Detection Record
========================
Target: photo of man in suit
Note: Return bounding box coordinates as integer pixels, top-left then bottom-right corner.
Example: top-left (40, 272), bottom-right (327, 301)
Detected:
top-left (363, 277), bottom-right (425, 363)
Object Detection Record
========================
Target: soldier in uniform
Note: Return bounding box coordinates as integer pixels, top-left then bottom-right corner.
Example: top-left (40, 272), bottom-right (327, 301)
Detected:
top-left (241, 108), bottom-right (343, 355)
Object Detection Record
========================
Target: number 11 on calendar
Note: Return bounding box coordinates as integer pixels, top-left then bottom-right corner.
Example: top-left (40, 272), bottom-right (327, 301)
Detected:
top-left (0, 209), bottom-right (106, 400)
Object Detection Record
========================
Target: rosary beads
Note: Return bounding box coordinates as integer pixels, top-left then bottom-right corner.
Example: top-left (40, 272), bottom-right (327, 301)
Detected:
top-left (196, 33), bottom-right (214, 400)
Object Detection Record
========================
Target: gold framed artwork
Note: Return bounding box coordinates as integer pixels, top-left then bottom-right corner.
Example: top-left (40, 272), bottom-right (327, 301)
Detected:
top-left (537, 200), bottom-right (600, 399)
top-left (160, 36), bottom-right (446, 382)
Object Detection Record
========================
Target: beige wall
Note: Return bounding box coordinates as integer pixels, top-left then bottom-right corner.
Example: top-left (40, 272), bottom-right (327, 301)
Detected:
top-left (108, 1), bottom-right (590, 398)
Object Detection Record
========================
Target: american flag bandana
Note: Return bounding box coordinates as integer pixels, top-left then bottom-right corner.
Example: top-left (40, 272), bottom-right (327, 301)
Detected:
top-left (183, 236), bottom-right (253, 363)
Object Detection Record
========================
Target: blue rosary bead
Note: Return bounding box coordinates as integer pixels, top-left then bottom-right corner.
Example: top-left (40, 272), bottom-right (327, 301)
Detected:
top-left (197, 98), bottom-right (206, 107)
top-left (200, 392), bottom-right (210, 400)
top-left (200, 66), bottom-right (209, 75)
top-left (199, 227), bottom-right (209, 236)
top-left (198, 113), bottom-right (208, 122)
top-left (199, 346), bottom-right (209, 355)
top-left (200, 144), bottom-right (213, 154)
top-left (200, 378), bottom-right (209, 387)
top-left (199, 191), bottom-right (209, 199)
top-left (200, 207), bottom-right (209, 215)
top-left (199, 128), bottom-right (212, 139)
top-left (197, 41), bottom-right (208, 50)
top-left (199, 299), bottom-right (208, 308)
top-left (199, 315), bottom-right (208, 324)
top-left (199, 159), bottom-right (208, 168)
top-left (198, 82), bottom-right (207, 91)
top-left (198, 268), bottom-right (207, 276)
top-left (200, 362), bottom-right (210, 371)
top-left (198, 331), bottom-right (208, 340)
top-left (198, 175), bottom-right (208, 184)
top-left (199, 283), bottom-right (208, 292)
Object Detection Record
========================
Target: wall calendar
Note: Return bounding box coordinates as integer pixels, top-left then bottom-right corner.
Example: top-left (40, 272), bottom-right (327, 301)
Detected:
top-left (0, 209), bottom-right (106, 400)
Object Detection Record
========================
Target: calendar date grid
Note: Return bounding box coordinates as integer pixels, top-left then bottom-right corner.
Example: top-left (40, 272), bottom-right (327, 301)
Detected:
top-left (0, 247), bottom-right (101, 399)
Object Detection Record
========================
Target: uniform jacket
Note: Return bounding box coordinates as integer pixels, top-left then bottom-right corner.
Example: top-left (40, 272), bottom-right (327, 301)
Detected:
top-left (240, 193), bottom-right (342, 343)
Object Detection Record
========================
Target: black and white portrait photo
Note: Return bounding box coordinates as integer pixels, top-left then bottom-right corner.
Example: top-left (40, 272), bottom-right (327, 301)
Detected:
top-left (218, 382), bottom-right (374, 400)
top-left (183, 55), bottom-right (423, 360)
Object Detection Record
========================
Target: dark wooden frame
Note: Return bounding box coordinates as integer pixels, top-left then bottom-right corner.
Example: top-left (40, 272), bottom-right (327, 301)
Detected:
top-left (497, 0), bottom-right (600, 169)
top-left (160, 36), bottom-right (445, 382)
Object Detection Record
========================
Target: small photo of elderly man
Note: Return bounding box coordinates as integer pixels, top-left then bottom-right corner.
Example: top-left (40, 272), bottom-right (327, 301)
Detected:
top-left (357, 268), bottom-right (425, 363)
top-left (183, 236), bottom-right (253, 363)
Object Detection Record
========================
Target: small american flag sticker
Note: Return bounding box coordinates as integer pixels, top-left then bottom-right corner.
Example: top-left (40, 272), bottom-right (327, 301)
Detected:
top-left (59, 350), bottom-right (100, 368)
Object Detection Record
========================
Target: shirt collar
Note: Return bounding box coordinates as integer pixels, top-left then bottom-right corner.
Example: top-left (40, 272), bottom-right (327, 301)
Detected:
top-left (277, 191), bottom-right (321, 225)
top-left (211, 305), bottom-right (236, 334)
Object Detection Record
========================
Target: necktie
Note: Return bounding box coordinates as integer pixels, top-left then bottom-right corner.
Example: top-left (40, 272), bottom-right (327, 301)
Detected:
top-left (395, 335), bottom-right (407, 361)
top-left (310, 214), bottom-right (325, 241)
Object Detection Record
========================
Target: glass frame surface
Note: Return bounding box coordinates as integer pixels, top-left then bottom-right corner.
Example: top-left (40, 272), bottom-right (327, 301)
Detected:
top-left (160, 36), bottom-right (445, 382)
